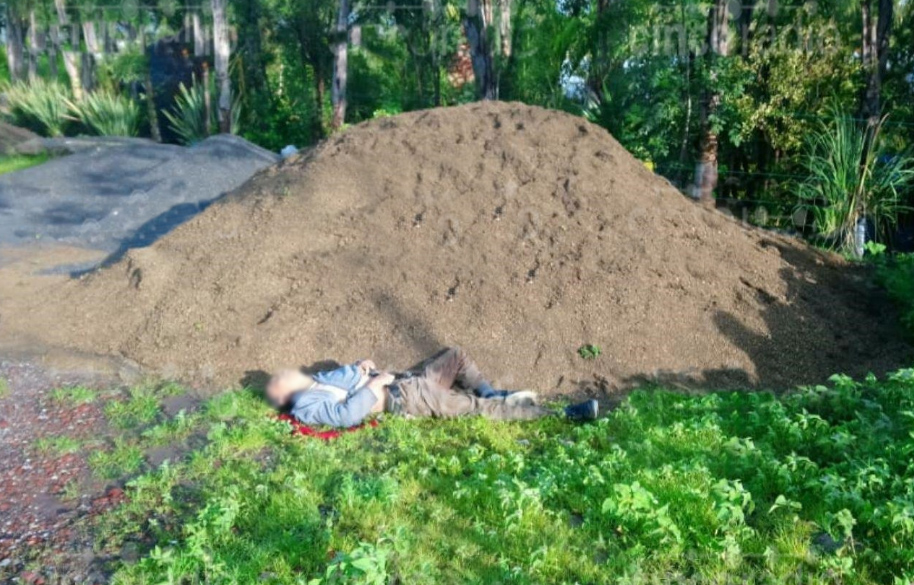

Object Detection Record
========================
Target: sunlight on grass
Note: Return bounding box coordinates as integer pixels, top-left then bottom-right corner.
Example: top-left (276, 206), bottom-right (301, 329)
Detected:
top-left (89, 440), bottom-right (145, 479)
top-left (51, 386), bottom-right (97, 405)
top-left (105, 387), bottom-right (161, 430)
top-left (34, 435), bottom-right (82, 456)
top-left (88, 372), bottom-right (914, 584)
top-left (0, 153), bottom-right (50, 175)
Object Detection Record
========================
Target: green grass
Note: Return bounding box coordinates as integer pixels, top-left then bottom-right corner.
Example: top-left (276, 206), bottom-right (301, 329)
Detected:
top-left (142, 410), bottom-right (199, 446)
top-left (89, 440), bottom-right (145, 480)
top-left (81, 370), bottom-right (914, 585)
top-left (0, 376), bottom-right (9, 399)
top-left (34, 435), bottom-right (83, 456)
top-left (51, 385), bottom-right (98, 405)
top-left (105, 386), bottom-right (161, 430)
top-left (0, 153), bottom-right (50, 175)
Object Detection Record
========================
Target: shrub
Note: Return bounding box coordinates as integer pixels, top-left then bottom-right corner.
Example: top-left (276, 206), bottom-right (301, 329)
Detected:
top-left (67, 90), bottom-right (141, 137)
top-left (796, 114), bottom-right (914, 256)
top-left (3, 79), bottom-right (72, 137)
top-left (162, 80), bottom-right (213, 145)
top-left (875, 252), bottom-right (914, 336)
top-left (163, 77), bottom-right (242, 145)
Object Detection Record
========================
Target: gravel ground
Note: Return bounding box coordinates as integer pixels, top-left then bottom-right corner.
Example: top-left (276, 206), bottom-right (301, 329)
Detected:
top-left (0, 134), bottom-right (279, 271)
top-left (0, 361), bottom-right (127, 583)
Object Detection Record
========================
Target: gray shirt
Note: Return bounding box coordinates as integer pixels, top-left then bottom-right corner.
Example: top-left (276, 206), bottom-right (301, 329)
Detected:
top-left (289, 364), bottom-right (379, 428)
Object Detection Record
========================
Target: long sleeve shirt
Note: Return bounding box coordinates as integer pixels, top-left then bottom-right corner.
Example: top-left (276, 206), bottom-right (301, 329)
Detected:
top-left (289, 364), bottom-right (379, 428)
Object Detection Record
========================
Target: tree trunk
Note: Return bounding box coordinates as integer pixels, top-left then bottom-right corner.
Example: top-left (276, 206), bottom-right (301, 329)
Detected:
top-left (78, 19), bottom-right (98, 92)
top-left (588, 0), bottom-right (610, 97)
top-left (237, 0), bottom-right (267, 97)
top-left (62, 21), bottom-right (83, 100)
top-left (192, 10), bottom-right (206, 57)
top-left (203, 63), bottom-right (214, 136)
top-left (82, 21), bottom-right (100, 55)
top-left (330, 0), bottom-right (349, 129)
top-left (433, 51), bottom-right (442, 107)
top-left (54, 0), bottom-right (68, 25)
top-left (80, 50), bottom-right (96, 93)
top-left (463, 0), bottom-right (497, 100)
top-left (28, 8), bottom-right (44, 81)
top-left (861, 0), bottom-right (893, 124)
top-left (692, 0), bottom-right (730, 204)
top-left (48, 25), bottom-right (60, 79)
top-left (183, 6), bottom-right (193, 45)
top-left (103, 20), bottom-right (115, 55)
top-left (739, 2), bottom-right (755, 59)
top-left (140, 29), bottom-right (162, 143)
top-left (675, 0), bottom-right (692, 187)
top-left (211, 0), bottom-right (232, 134)
top-left (5, 2), bottom-right (26, 82)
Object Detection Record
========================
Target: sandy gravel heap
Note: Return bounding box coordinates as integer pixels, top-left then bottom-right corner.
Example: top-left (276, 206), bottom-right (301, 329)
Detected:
top-left (7, 102), bottom-right (909, 394)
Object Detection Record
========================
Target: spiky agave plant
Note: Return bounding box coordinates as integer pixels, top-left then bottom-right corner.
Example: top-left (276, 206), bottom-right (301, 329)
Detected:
top-left (796, 114), bottom-right (914, 256)
top-left (3, 79), bottom-right (72, 137)
top-left (162, 80), bottom-right (214, 145)
top-left (66, 91), bottom-right (141, 137)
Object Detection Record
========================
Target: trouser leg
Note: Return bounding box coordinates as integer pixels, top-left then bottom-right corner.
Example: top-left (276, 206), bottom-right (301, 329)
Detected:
top-left (419, 346), bottom-right (489, 394)
top-left (396, 377), bottom-right (550, 421)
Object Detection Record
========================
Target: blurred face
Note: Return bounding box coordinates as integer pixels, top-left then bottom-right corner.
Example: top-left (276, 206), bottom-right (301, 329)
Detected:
top-left (266, 370), bottom-right (315, 408)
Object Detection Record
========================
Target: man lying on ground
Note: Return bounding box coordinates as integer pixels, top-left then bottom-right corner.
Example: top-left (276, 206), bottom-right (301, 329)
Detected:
top-left (266, 346), bottom-right (599, 428)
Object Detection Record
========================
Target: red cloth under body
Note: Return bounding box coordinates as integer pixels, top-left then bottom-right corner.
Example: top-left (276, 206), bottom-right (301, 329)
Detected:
top-left (277, 413), bottom-right (378, 440)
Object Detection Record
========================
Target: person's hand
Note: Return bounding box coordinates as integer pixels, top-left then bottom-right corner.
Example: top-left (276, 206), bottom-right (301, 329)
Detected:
top-left (357, 359), bottom-right (377, 375)
top-left (367, 372), bottom-right (395, 389)
top-left (366, 372), bottom-right (394, 406)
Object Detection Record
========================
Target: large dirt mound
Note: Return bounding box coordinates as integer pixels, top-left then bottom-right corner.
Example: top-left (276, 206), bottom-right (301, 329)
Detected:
top-left (4, 102), bottom-right (909, 393)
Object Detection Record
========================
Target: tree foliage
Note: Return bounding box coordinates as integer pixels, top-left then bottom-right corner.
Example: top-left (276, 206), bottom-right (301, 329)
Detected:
top-left (1, 0), bottom-right (912, 238)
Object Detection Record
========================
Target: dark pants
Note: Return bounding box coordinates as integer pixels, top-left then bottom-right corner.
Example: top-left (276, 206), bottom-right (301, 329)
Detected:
top-left (389, 347), bottom-right (550, 421)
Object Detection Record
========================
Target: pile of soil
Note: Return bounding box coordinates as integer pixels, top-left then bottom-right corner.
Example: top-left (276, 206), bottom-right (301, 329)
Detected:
top-left (1, 102), bottom-right (909, 394)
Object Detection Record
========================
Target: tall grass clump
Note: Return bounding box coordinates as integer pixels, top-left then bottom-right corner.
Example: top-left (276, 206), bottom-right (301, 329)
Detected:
top-left (162, 80), bottom-right (213, 145)
top-left (796, 114), bottom-right (914, 256)
top-left (3, 79), bottom-right (72, 137)
top-left (67, 91), bottom-right (141, 137)
top-left (163, 77), bottom-right (242, 145)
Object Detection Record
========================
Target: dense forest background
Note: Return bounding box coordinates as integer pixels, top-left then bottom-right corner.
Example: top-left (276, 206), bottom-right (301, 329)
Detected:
top-left (1, 0), bottom-right (913, 251)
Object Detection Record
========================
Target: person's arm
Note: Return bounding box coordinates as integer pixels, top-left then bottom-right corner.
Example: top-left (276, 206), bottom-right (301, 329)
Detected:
top-left (290, 387), bottom-right (379, 428)
top-left (312, 363), bottom-right (365, 391)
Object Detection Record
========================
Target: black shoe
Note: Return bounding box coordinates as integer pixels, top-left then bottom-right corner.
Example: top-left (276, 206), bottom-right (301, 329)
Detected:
top-left (475, 385), bottom-right (511, 399)
top-left (565, 399), bottom-right (599, 421)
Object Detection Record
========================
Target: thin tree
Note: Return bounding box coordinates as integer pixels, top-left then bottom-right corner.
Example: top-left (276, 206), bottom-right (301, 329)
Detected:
top-left (193, 6), bottom-right (206, 57)
top-left (463, 0), bottom-right (512, 100)
top-left (860, 0), bottom-right (893, 125)
top-left (28, 4), bottom-right (45, 81)
top-left (212, 0), bottom-right (232, 133)
top-left (692, 0), bottom-right (731, 204)
top-left (330, 0), bottom-right (349, 129)
top-left (53, 0), bottom-right (84, 100)
top-left (5, 0), bottom-right (27, 82)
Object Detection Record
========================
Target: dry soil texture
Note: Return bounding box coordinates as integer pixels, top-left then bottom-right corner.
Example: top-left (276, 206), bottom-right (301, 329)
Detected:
top-left (1, 102), bottom-right (909, 395)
